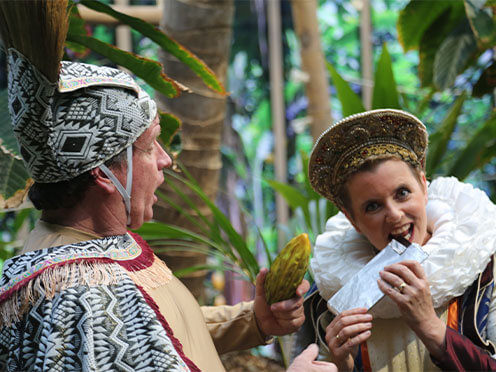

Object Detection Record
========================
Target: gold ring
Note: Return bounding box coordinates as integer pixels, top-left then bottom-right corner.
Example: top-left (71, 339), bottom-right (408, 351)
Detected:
top-left (398, 282), bottom-right (407, 293)
top-left (336, 334), bottom-right (340, 341)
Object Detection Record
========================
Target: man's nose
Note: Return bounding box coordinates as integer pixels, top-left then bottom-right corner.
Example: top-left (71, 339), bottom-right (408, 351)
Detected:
top-left (157, 144), bottom-right (172, 170)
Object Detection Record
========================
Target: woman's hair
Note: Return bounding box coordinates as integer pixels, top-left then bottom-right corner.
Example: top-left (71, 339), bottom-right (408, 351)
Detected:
top-left (28, 148), bottom-right (128, 210)
top-left (337, 155), bottom-right (424, 216)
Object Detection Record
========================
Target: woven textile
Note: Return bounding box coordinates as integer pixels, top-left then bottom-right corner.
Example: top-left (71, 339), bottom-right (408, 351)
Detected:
top-left (7, 48), bottom-right (156, 182)
top-left (0, 234), bottom-right (196, 372)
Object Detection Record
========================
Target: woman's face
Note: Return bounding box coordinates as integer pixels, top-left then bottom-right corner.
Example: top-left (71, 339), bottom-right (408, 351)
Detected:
top-left (343, 159), bottom-right (430, 251)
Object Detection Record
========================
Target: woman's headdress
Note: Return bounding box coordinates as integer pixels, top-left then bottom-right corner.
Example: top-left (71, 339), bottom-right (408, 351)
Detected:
top-left (308, 109), bottom-right (428, 208)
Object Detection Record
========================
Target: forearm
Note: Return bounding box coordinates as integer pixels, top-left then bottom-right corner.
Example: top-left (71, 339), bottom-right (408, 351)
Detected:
top-left (410, 316), bottom-right (447, 360)
top-left (201, 301), bottom-right (269, 354)
top-left (431, 327), bottom-right (496, 371)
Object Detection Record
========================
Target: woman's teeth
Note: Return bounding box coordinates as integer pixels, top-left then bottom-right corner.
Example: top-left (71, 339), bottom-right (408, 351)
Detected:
top-left (390, 224), bottom-right (412, 241)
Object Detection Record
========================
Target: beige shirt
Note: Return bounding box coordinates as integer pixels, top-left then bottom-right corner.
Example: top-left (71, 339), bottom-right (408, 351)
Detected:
top-left (22, 220), bottom-right (267, 372)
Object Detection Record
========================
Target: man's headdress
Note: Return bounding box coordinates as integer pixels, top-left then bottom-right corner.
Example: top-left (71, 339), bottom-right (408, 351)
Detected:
top-left (0, 1), bottom-right (156, 222)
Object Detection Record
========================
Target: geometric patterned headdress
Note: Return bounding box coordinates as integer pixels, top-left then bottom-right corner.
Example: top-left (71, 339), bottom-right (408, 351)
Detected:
top-left (7, 48), bottom-right (156, 183)
top-left (308, 109), bottom-right (428, 209)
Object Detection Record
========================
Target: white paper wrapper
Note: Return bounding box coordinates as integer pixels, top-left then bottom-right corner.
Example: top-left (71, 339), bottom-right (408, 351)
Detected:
top-left (327, 239), bottom-right (428, 315)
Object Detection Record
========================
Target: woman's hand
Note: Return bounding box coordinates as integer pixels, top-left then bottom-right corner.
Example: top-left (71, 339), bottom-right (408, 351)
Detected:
top-left (325, 307), bottom-right (372, 371)
top-left (378, 260), bottom-right (446, 358)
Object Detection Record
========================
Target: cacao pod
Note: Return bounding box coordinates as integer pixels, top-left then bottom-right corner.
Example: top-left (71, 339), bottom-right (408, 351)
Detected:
top-left (264, 233), bottom-right (311, 305)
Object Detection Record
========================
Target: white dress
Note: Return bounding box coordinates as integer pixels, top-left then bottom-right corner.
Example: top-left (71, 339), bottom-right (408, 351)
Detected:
top-left (311, 177), bottom-right (496, 370)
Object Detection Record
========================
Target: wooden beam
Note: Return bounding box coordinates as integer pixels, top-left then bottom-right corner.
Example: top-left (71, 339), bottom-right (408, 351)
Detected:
top-left (77, 5), bottom-right (162, 25)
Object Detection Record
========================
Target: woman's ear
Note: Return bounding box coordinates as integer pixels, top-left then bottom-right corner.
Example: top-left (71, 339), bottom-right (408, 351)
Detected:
top-left (91, 167), bottom-right (116, 194)
top-left (421, 172), bottom-right (428, 204)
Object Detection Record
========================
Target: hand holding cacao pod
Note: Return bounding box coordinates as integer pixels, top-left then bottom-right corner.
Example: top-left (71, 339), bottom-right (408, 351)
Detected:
top-left (264, 233), bottom-right (311, 305)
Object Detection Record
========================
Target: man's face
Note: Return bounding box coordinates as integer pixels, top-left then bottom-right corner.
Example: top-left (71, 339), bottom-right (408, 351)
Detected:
top-left (127, 116), bottom-right (171, 228)
top-left (344, 159), bottom-right (429, 251)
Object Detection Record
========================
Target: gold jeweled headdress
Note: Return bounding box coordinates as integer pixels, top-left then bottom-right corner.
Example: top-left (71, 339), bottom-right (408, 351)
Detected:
top-left (308, 109), bottom-right (428, 208)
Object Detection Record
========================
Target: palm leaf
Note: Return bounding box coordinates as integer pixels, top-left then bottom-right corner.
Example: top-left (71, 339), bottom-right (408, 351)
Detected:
top-left (464, 0), bottom-right (496, 45)
top-left (78, 0), bottom-right (226, 95)
top-left (372, 43), bottom-right (400, 109)
top-left (66, 31), bottom-right (181, 98)
top-left (159, 112), bottom-right (181, 147)
top-left (326, 61), bottom-right (365, 117)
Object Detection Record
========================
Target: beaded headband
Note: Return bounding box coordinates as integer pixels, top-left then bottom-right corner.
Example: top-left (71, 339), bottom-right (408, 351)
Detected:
top-left (7, 48), bottom-right (156, 183)
top-left (308, 109), bottom-right (428, 208)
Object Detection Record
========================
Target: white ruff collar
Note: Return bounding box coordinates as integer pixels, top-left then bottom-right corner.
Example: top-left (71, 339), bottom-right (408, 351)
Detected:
top-left (311, 177), bottom-right (496, 319)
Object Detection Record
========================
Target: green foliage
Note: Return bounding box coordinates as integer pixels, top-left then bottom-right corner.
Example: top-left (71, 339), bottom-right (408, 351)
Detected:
top-left (399, 0), bottom-right (496, 92)
top-left (372, 44), bottom-right (400, 110)
top-left (326, 61), bottom-right (364, 116)
top-left (448, 114), bottom-right (496, 180)
top-left (425, 92), bottom-right (467, 177)
top-left (398, 1), bottom-right (457, 51)
top-left (433, 21), bottom-right (477, 91)
top-left (66, 31), bottom-right (181, 98)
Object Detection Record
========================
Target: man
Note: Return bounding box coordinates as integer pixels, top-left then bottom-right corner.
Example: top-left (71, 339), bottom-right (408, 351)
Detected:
top-left (0, 3), bottom-right (337, 371)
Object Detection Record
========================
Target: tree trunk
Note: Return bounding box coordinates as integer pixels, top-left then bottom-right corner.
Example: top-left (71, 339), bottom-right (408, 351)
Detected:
top-left (156, 0), bottom-right (234, 302)
top-left (290, 0), bottom-right (332, 140)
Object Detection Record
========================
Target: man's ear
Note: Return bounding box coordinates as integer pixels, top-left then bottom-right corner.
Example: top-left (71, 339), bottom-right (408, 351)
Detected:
top-left (343, 209), bottom-right (361, 233)
top-left (91, 167), bottom-right (115, 194)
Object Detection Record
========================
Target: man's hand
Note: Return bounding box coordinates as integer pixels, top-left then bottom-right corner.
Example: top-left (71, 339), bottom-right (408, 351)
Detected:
top-left (287, 344), bottom-right (338, 372)
top-left (254, 268), bottom-right (309, 337)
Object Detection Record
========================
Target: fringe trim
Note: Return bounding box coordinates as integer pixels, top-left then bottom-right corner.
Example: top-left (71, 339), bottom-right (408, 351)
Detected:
top-left (0, 258), bottom-right (124, 327)
top-left (126, 255), bottom-right (173, 291)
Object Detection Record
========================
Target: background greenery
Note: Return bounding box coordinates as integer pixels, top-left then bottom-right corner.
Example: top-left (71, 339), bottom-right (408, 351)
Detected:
top-left (0, 0), bottom-right (495, 304)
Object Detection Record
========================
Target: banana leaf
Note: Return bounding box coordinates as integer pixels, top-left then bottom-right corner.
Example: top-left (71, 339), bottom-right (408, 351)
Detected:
top-left (448, 114), bottom-right (496, 180)
top-left (464, 0), bottom-right (496, 45)
top-left (398, 0), bottom-right (457, 51)
top-left (433, 22), bottom-right (477, 91)
top-left (425, 92), bottom-right (467, 177)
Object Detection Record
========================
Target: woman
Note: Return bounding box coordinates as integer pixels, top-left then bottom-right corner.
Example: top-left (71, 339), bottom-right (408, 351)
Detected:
top-left (305, 109), bottom-right (496, 371)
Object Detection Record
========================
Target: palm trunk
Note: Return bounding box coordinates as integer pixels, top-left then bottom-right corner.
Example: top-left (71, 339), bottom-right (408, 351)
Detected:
top-left (155, 0), bottom-right (234, 302)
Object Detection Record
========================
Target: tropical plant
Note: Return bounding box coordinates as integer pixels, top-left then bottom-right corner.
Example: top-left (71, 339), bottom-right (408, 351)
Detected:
top-left (0, 0), bottom-right (224, 209)
top-left (326, 42), bottom-right (495, 183)
top-left (137, 164), bottom-right (263, 284)
top-left (398, 0), bottom-right (496, 93)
